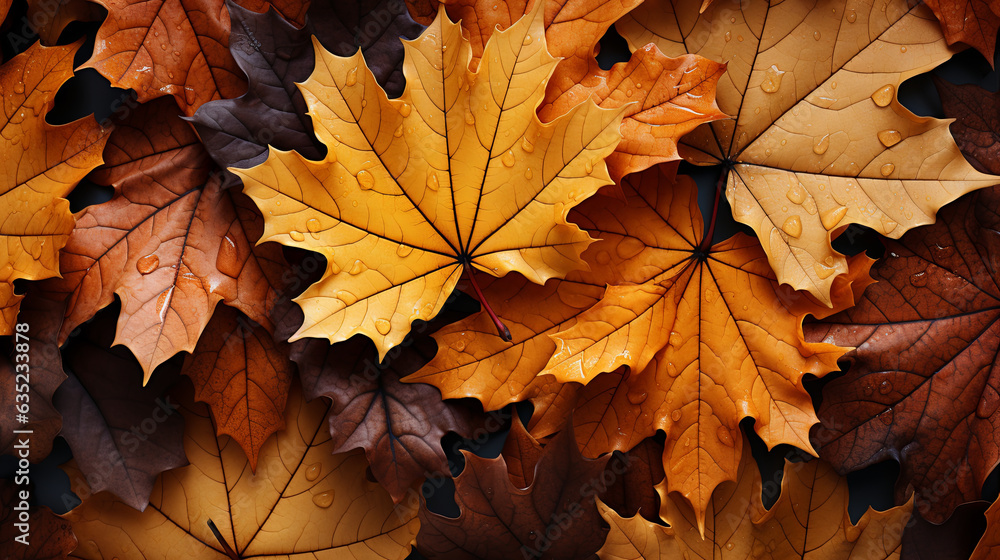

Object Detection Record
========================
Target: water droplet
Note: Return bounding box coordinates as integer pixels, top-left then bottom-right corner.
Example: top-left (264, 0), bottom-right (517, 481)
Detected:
top-left (396, 244), bottom-right (413, 258)
top-left (349, 260), bottom-right (367, 275)
top-left (726, 542), bottom-right (735, 551)
top-left (880, 163), bottom-right (895, 176)
top-left (876, 380), bottom-right (893, 395)
top-left (627, 391), bottom-right (647, 405)
top-left (813, 134), bottom-right (830, 155)
top-left (878, 130), bottom-right (902, 147)
top-left (730, 16), bottom-right (736, 23)
top-left (879, 410), bottom-right (894, 425)
top-left (13, 82), bottom-right (23, 94)
top-left (356, 169), bottom-right (375, 190)
top-left (522, 34), bottom-right (533, 46)
top-left (501, 150), bottom-right (515, 168)
top-left (375, 319), bottom-right (391, 335)
top-left (813, 31), bottom-right (821, 40)
top-left (393, 124), bottom-right (403, 137)
top-left (524, 168), bottom-right (533, 180)
top-left (933, 243), bottom-right (955, 259)
top-left (160, 43), bottom-right (167, 50)
top-left (704, 287), bottom-right (716, 303)
top-left (289, 230), bottom-right (305, 242)
top-left (871, 84), bottom-right (895, 107)
top-left (813, 261), bottom-right (836, 279)
top-left (305, 463), bottom-right (321, 481)
top-left (977, 387), bottom-right (1000, 418)
top-left (137, 254), bottom-right (159, 275)
top-left (724, 31), bottom-right (731, 42)
top-left (453, 339), bottom-right (467, 352)
top-left (593, 251), bottom-right (611, 265)
top-left (615, 237), bottom-right (645, 259)
top-left (846, 9), bottom-right (857, 22)
top-left (737, 34), bottom-right (744, 42)
top-left (521, 137), bottom-right (534, 153)
top-left (863, 384), bottom-right (874, 396)
top-left (821, 206), bottom-right (847, 230)
top-left (346, 67), bottom-right (358, 86)
top-left (312, 491), bottom-right (335, 508)
top-left (666, 362), bottom-right (679, 377)
top-left (754, 107), bottom-right (761, 115)
top-left (909, 271), bottom-right (927, 287)
top-left (156, 287), bottom-right (173, 321)
top-left (880, 215), bottom-right (898, 234)
top-left (584, 159), bottom-right (594, 174)
top-left (668, 331), bottom-right (682, 348)
top-left (399, 102), bottom-right (411, 117)
top-left (761, 64), bottom-right (785, 93)
top-left (465, 111), bottom-right (475, 125)
top-left (671, 409), bottom-right (682, 422)
top-left (173, 51), bottom-right (181, 57)
top-left (786, 185), bottom-right (806, 204)
top-left (781, 215), bottom-right (803, 238)
top-left (426, 171), bottom-right (439, 191)
top-left (900, 45), bottom-right (907, 53)
top-left (717, 426), bottom-right (734, 447)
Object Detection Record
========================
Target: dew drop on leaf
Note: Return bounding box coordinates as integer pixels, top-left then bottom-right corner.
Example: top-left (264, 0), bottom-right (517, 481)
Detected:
top-left (137, 254), bottom-right (159, 275)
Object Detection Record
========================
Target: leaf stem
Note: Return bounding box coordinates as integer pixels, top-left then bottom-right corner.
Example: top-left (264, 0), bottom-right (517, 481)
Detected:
top-left (208, 519), bottom-right (240, 560)
top-left (698, 167), bottom-right (726, 253)
top-left (463, 260), bottom-right (512, 342)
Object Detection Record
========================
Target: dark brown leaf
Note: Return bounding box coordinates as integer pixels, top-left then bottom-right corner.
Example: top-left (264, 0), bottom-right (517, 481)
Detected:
top-left (0, 481), bottom-right (76, 559)
top-left (934, 75), bottom-right (1000, 175)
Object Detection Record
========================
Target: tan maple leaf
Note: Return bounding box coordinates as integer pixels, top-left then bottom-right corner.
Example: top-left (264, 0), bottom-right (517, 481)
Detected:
top-left (235, 1), bottom-right (626, 357)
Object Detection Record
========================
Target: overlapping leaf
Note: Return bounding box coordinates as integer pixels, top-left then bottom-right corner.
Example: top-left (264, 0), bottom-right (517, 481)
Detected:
top-left (805, 184), bottom-right (1000, 522)
top-left (0, 41), bottom-right (109, 334)
top-left (597, 437), bottom-right (912, 560)
top-left (972, 499), bottom-right (1000, 560)
top-left (0, 481), bottom-right (76, 559)
top-left (182, 305), bottom-right (293, 470)
top-left (293, 334), bottom-right (481, 503)
top-left (40, 97), bottom-right (289, 379)
top-left (616, 0), bottom-right (997, 303)
top-left (924, 0), bottom-right (1000, 65)
top-left (417, 418), bottom-right (609, 560)
top-left (408, 0), bottom-right (728, 183)
top-left (27, 0), bottom-right (104, 45)
top-left (53, 308), bottom-right (187, 512)
top-left (235, 2), bottom-right (625, 357)
top-left (537, 166), bottom-right (870, 530)
top-left (63, 382), bottom-right (418, 559)
top-left (933, 76), bottom-right (1000, 175)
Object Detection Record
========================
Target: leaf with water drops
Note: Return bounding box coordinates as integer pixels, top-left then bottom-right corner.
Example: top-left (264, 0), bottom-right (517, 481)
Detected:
top-left (0, 41), bottom-right (110, 334)
top-left (597, 435), bottom-right (912, 560)
top-left (541, 166), bottom-right (873, 532)
top-left (806, 184), bottom-right (1000, 524)
top-left (235, 2), bottom-right (625, 358)
top-left (616, 0), bottom-right (997, 304)
top-left (38, 97), bottom-right (289, 380)
top-left (63, 381), bottom-right (419, 559)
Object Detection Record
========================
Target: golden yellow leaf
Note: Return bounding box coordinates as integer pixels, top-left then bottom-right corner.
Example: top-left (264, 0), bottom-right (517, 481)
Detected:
top-left (0, 41), bottom-right (109, 334)
top-left (597, 440), bottom-right (912, 560)
top-left (235, 2), bottom-right (625, 357)
top-left (616, 0), bottom-right (998, 304)
top-left (63, 382), bottom-right (418, 559)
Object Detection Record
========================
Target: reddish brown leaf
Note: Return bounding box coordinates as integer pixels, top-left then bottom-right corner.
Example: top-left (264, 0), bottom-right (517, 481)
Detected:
top-left (27, 0), bottom-right (103, 45)
top-left (0, 482), bottom-right (76, 559)
top-left (0, 291), bottom-right (66, 462)
top-left (806, 185), bottom-right (1000, 523)
top-left (182, 305), bottom-right (293, 471)
top-left (599, 438), bottom-right (664, 523)
top-left (292, 334), bottom-right (482, 504)
top-left (924, 0), bottom-right (1000, 66)
top-left (417, 419), bottom-right (609, 560)
top-left (934, 76), bottom-right (1000, 175)
top-left (39, 97), bottom-right (289, 380)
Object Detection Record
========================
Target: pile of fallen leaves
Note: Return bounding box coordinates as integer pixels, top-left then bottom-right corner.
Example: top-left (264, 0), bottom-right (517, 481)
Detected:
top-left (4, 0), bottom-right (1000, 557)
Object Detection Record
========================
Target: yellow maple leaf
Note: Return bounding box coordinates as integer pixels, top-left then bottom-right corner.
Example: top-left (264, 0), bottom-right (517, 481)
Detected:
top-left (235, 2), bottom-right (626, 357)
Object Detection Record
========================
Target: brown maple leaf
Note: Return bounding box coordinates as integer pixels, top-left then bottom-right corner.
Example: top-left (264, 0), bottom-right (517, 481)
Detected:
top-left (39, 97), bottom-right (289, 380)
top-left (598, 435), bottom-right (912, 560)
top-left (63, 381), bottom-right (418, 559)
top-left (235, 2), bottom-right (626, 357)
top-left (616, 0), bottom-right (997, 303)
top-left (0, 41), bottom-right (109, 334)
top-left (406, 0), bottom-right (728, 184)
top-left (27, 0), bottom-right (104, 45)
top-left (417, 417), bottom-right (610, 560)
top-left (924, 0), bottom-right (1000, 66)
top-left (182, 305), bottom-right (293, 471)
top-left (805, 184), bottom-right (1000, 523)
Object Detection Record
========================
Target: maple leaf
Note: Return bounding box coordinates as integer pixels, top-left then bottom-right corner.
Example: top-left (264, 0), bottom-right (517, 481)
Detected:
top-left (407, 0), bottom-right (728, 184)
top-left (0, 481), bottom-right (77, 560)
top-left (598, 437), bottom-right (665, 523)
top-left (39, 97), bottom-right (289, 380)
top-left (27, 0), bottom-right (104, 45)
top-left (0, 41), bottom-right (109, 334)
top-left (616, 0), bottom-right (998, 304)
top-left (933, 76), bottom-right (1000, 175)
top-left (417, 417), bottom-right (610, 560)
top-left (0, 291), bottom-right (66, 462)
top-left (63, 381), bottom-right (419, 559)
top-left (538, 165), bottom-right (874, 531)
top-left (804, 184), bottom-right (1000, 523)
top-left (924, 0), bottom-right (1000, 66)
top-left (235, 2), bottom-right (626, 358)
top-left (182, 305), bottom-right (293, 471)
top-left (292, 334), bottom-right (483, 504)
top-left (597, 436), bottom-right (912, 560)
top-left (54, 307), bottom-right (187, 511)
top-left (191, 0), bottom-right (425, 186)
